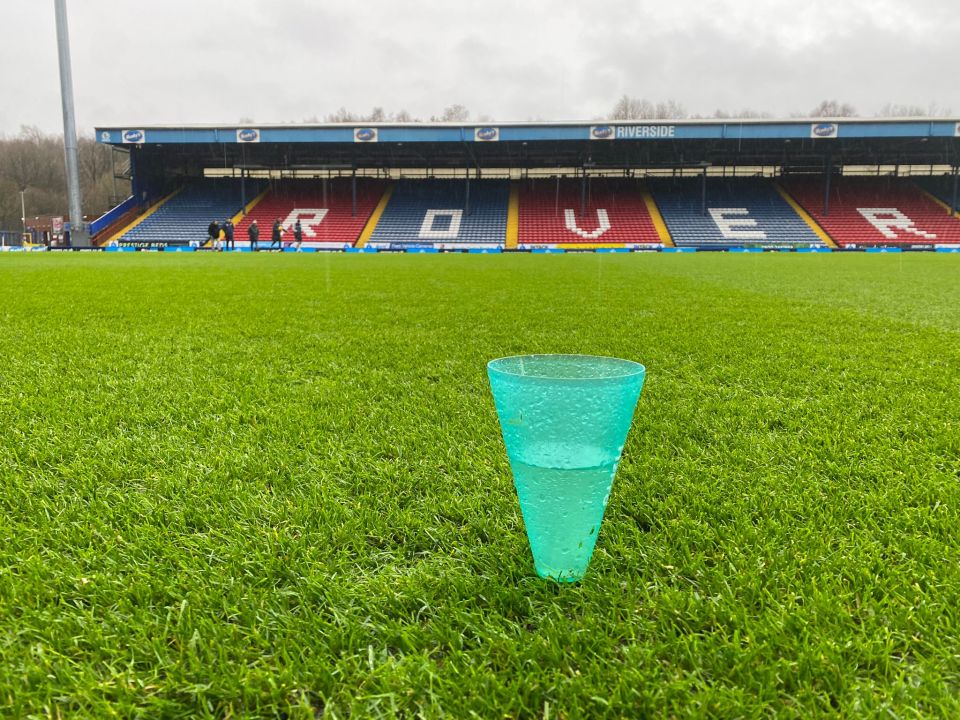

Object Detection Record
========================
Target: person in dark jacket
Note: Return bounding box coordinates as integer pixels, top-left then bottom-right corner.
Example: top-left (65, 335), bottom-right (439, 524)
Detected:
top-left (207, 220), bottom-right (220, 249)
top-left (248, 219), bottom-right (260, 251)
top-left (293, 219), bottom-right (303, 251)
top-left (271, 218), bottom-right (284, 249)
top-left (224, 219), bottom-right (235, 250)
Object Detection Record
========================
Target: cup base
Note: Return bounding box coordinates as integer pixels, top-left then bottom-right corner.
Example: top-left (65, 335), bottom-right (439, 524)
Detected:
top-left (535, 566), bottom-right (586, 584)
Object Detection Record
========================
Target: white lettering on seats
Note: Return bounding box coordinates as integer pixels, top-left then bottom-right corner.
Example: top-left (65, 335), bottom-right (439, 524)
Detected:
top-left (419, 209), bottom-right (463, 239)
top-left (858, 208), bottom-right (937, 240)
top-left (282, 209), bottom-right (329, 237)
top-left (564, 209), bottom-right (611, 239)
top-left (709, 208), bottom-right (766, 240)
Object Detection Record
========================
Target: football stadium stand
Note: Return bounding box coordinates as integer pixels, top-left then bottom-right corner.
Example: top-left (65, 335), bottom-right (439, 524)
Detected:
top-left (517, 179), bottom-right (663, 246)
top-left (367, 180), bottom-right (509, 248)
top-left (114, 180), bottom-right (259, 246)
top-left (234, 179), bottom-right (387, 249)
top-left (785, 178), bottom-right (960, 247)
top-left (650, 178), bottom-right (823, 248)
top-left (91, 119), bottom-right (960, 252)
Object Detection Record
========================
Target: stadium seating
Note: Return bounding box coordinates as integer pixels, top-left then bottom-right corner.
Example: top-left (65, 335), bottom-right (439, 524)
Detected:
top-left (368, 180), bottom-right (509, 247)
top-left (117, 180), bottom-right (260, 246)
top-left (234, 179), bottom-right (386, 248)
top-left (650, 178), bottom-right (822, 248)
top-left (518, 179), bottom-right (661, 245)
top-left (785, 177), bottom-right (960, 247)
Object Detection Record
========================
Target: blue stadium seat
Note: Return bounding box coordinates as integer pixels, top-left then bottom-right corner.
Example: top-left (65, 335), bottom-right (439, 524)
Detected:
top-left (369, 180), bottom-right (508, 247)
top-left (119, 180), bottom-right (262, 245)
top-left (650, 178), bottom-right (822, 248)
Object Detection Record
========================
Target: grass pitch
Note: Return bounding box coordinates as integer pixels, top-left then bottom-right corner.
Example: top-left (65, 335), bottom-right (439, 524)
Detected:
top-left (1, 253), bottom-right (959, 718)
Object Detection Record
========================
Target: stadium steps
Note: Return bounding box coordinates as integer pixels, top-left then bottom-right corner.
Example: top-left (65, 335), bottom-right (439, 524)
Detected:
top-left (231, 187), bottom-right (271, 225)
top-left (518, 179), bottom-right (662, 247)
top-left (506, 183), bottom-right (520, 249)
top-left (355, 183), bottom-right (395, 248)
top-left (642, 190), bottom-right (674, 247)
top-left (785, 178), bottom-right (960, 247)
top-left (774, 184), bottom-right (838, 248)
top-left (915, 182), bottom-right (960, 219)
top-left (914, 176), bottom-right (960, 217)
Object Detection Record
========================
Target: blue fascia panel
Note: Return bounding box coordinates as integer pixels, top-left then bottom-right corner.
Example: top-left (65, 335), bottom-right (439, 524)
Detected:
top-left (94, 120), bottom-right (960, 146)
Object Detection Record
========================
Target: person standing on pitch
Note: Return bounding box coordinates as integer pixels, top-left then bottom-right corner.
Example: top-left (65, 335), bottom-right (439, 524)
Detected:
top-left (207, 219), bottom-right (220, 249)
top-left (271, 217), bottom-right (284, 249)
top-left (248, 219), bottom-right (259, 251)
top-left (293, 219), bottom-right (303, 251)
top-left (224, 219), bottom-right (235, 251)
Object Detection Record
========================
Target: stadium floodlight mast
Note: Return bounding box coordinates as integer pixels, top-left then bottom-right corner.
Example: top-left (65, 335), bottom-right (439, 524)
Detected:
top-left (54, 0), bottom-right (88, 246)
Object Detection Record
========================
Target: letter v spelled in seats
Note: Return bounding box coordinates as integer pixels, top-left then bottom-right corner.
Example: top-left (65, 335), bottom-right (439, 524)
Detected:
top-left (235, 179), bottom-right (387, 249)
top-left (518, 179), bottom-right (661, 246)
top-left (368, 180), bottom-right (509, 248)
top-left (650, 178), bottom-right (822, 248)
top-left (785, 177), bottom-right (960, 248)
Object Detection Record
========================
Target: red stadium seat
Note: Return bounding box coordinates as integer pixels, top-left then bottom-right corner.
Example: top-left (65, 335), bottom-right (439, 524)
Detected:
top-left (235, 179), bottom-right (386, 248)
top-left (518, 179), bottom-right (662, 245)
top-left (785, 178), bottom-right (960, 247)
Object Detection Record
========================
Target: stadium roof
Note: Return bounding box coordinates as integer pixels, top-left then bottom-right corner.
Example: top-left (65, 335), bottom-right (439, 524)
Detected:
top-left (96, 118), bottom-right (960, 172)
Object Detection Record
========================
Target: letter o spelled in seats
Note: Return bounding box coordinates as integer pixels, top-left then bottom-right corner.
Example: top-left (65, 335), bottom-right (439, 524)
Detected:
top-left (419, 209), bottom-right (464, 240)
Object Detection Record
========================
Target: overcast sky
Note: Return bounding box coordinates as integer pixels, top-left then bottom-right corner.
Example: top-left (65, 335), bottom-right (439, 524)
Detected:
top-left (2, 0), bottom-right (957, 136)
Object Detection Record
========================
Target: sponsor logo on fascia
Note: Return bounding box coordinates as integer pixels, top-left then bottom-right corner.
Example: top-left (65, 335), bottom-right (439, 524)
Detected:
top-left (812, 123), bottom-right (838, 138)
top-left (355, 128), bottom-right (377, 142)
top-left (591, 125), bottom-right (615, 140)
top-left (123, 129), bottom-right (144, 143)
top-left (476, 127), bottom-right (498, 141)
top-left (238, 128), bottom-right (259, 142)
top-left (100, 131), bottom-right (110, 142)
top-left (955, 122), bottom-right (960, 137)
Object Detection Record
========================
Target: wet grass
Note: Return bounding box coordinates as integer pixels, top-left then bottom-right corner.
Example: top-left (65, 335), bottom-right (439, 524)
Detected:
top-left (0, 252), bottom-right (958, 718)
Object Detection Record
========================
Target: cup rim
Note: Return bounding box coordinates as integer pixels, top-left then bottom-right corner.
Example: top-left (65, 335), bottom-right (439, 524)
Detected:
top-left (487, 354), bottom-right (646, 381)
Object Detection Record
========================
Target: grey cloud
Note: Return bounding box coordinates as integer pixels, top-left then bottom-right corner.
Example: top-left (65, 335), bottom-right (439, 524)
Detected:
top-left (1, 0), bottom-right (956, 136)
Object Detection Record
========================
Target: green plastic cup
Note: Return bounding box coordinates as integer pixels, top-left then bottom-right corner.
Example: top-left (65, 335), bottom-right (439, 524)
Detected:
top-left (488, 355), bottom-right (646, 582)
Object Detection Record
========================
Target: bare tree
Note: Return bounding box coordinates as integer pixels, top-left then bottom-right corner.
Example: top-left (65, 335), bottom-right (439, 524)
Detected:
top-left (809, 100), bottom-right (858, 118)
top-left (434, 104), bottom-right (470, 122)
top-left (325, 107), bottom-right (359, 123)
top-left (705, 108), bottom-right (773, 119)
top-left (878, 102), bottom-right (952, 117)
top-left (610, 96), bottom-right (687, 120)
top-left (3, 126), bottom-right (55, 191)
top-left (0, 128), bottom-right (128, 230)
top-left (78, 136), bottom-right (110, 188)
